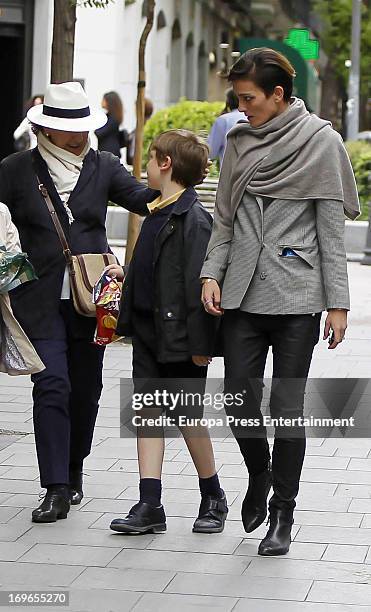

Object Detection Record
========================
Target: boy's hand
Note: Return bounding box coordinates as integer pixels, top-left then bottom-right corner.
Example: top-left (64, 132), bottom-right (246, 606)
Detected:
top-left (192, 355), bottom-right (212, 367)
top-left (104, 264), bottom-right (125, 281)
top-left (201, 279), bottom-right (224, 317)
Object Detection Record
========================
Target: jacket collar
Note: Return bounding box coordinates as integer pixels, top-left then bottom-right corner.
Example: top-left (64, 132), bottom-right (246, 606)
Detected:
top-left (170, 186), bottom-right (198, 216)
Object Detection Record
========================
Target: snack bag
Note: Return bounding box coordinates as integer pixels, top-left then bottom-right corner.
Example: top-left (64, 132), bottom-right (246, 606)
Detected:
top-left (93, 272), bottom-right (122, 346)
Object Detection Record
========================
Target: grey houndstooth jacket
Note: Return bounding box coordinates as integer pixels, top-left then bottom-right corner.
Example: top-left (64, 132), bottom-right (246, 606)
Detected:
top-left (200, 192), bottom-right (350, 314)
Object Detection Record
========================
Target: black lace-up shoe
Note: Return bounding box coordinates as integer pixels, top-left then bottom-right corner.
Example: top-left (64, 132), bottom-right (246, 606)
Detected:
top-left (32, 492), bottom-right (70, 523)
top-left (110, 501), bottom-right (166, 534)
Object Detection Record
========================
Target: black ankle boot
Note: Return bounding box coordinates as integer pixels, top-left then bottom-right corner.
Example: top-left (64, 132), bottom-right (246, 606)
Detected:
top-left (258, 506), bottom-right (294, 556)
top-left (241, 465), bottom-right (272, 533)
top-left (69, 469), bottom-right (83, 505)
top-left (32, 489), bottom-right (70, 523)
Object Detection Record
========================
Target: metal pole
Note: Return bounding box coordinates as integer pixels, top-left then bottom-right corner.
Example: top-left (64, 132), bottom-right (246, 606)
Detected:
top-left (346, 0), bottom-right (362, 140)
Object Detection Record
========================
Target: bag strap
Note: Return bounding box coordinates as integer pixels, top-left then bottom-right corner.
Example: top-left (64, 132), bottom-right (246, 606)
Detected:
top-left (35, 175), bottom-right (74, 269)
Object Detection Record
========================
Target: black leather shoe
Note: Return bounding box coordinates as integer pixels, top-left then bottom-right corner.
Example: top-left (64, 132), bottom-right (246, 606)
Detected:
top-left (192, 490), bottom-right (228, 533)
top-left (110, 501), bottom-right (166, 534)
top-left (32, 492), bottom-right (70, 523)
top-left (69, 470), bottom-right (83, 505)
top-left (258, 507), bottom-right (294, 556)
top-left (241, 465), bottom-right (272, 533)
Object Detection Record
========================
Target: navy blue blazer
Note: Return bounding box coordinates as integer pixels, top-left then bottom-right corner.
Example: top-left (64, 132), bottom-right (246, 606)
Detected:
top-left (0, 147), bottom-right (157, 340)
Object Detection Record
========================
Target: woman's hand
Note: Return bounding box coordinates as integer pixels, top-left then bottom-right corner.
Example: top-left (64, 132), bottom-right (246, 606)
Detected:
top-left (192, 355), bottom-right (212, 367)
top-left (201, 279), bottom-right (224, 317)
top-left (104, 264), bottom-right (125, 281)
top-left (324, 309), bottom-right (348, 349)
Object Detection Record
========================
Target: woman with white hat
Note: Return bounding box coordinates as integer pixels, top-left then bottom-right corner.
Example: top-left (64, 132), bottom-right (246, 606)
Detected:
top-left (0, 81), bottom-right (159, 523)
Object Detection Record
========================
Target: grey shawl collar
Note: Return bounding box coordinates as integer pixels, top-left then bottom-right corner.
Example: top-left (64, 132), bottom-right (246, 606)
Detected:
top-left (218, 98), bottom-right (360, 223)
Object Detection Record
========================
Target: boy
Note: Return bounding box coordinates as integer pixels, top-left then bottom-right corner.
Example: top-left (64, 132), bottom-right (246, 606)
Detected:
top-left (106, 129), bottom-right (227, 534)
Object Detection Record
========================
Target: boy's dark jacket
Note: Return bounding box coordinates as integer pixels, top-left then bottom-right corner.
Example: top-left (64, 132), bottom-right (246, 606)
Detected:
top-left (116, 187), bottom-right (221, 363)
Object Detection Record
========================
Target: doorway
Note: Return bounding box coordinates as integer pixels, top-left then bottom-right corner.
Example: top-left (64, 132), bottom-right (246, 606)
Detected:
top-left (0, 26), bottom-right (24, 160)
top-left (0, 0), bottom-right (34, 161)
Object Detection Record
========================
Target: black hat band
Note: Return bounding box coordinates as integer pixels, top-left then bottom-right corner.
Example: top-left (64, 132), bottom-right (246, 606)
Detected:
top-left (43, 105), bottom-right (91, 119)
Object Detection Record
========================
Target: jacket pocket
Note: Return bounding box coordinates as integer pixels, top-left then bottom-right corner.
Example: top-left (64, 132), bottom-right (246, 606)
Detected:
top-left (160, 304), bottom-right (188, 353)
top-left (277, 245), bottom-right (316, 268)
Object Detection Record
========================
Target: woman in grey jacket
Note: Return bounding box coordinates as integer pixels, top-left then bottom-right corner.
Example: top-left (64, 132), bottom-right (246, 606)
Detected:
top-left (201, 48), bottom-right (360, 556)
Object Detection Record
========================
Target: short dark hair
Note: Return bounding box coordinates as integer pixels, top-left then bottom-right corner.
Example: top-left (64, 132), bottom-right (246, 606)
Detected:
top-left (224, 88), bottom-right (240, 112)
top-left (30, 122), bottom-right (42, 135)
top-left (228, 47), bottom-right (296, 102)
top-left (150, 129), bottom-right (209, 187)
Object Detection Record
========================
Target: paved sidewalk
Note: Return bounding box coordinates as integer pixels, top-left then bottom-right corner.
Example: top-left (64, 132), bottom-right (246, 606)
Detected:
top-left (1, 262), bottom-right (371, 611)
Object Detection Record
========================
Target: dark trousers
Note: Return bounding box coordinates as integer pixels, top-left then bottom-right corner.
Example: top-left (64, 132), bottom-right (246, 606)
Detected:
top-left (223, 310), bottom-right (321, 510)
top-left (31, 301), bottom-right (105, 488)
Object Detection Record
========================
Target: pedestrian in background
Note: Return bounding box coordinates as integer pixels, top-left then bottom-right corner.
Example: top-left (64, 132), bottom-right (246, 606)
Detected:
top-left (208, 88), bottom-right (245, 165)
top-left (13, 94), bottom-right (44, 151)
top-left (0, 82), bottom-right (158, 524)
top-left (95, 90), bottom-right (124, 158)
top-left (201, 47), bottom-right (360, 556)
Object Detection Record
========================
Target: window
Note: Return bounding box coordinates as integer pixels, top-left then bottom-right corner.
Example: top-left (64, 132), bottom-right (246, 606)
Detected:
top-left (157, 10), bottom-right (166, 30)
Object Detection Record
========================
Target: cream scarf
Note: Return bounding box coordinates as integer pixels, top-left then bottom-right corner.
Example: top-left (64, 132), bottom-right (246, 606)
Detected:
top-left (37, 131), bottom-right (91, 224)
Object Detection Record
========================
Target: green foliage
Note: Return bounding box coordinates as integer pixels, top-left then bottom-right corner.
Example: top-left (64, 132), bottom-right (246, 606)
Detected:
top-left (345, 140), bottom-right (371, 220)
top-left (143, 99), bottom-right (225, 162)
top-left (313, 0), bottom-right (371, 95)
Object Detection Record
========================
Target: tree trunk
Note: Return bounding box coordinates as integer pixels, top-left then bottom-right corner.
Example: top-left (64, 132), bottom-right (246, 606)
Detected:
top-left (125, 0), bottom-right (156, 265)
top-left (320, 59), bottom-right (343, 133)
top-left (51, 0), bottom-right (77, 83)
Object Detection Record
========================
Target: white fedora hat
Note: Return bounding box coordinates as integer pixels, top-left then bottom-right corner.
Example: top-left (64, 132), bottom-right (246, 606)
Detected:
top-left (27, 81), bottom-right (107, 132)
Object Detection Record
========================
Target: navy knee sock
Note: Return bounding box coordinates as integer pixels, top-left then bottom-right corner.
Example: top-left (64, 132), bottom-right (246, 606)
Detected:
top-left (139, 478), bottom-right (162, 506)
top-left (199, 473), bottom-right (223, 498)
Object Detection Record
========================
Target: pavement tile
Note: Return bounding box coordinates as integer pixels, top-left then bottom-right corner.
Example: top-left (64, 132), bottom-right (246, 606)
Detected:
top-left (302, 468), bottom-right (371, 485)
top-left (234, 539), bottom-right (326, 560)
top-left (233, 601), bottom-right (371, 612)
top-left (108, 547), bottom-right (250, 575)
top-left (335, 484), bottom-right (371, 498)
top-left (0, 466), bottom-right (39, 480)
top-left (0, 560), bottom-right (84, 587)
top-left (18, 542), bottom-right (122, 566)
top-left (0, 541), bottom-right (34, 561)
top-left (0, 505), bottom-right (23, 523)
top-left (65, 589), bottom-right (142, 612)
top-left (307, 581), bottom-right (371, 606)
top-left (110, 458), bottom-right (187, 474)
top-left (295, 525), bottom-right (371, 546)
top-left (0, 453), bottom-right (38, 467)
top-left (0, 479), bottom-right (38, 494)
top-left (0, 521), bottom-right (33, 541)
top-left (293, 510), bottom-right (362, 528)
top-left (164, 572), bottom-right (312, 600)
top-left (244, 556), bottom-right (371, 583)
top-left (18, 525), bottom-right (154, 549)
top-left (147, 533), bottom-right (244, 554)
top-left (323, 544), bottom-right (368, 563)
top-left (71, 566), bottom-right (175, 592)
top-left (303, 456), bottom-right (350, 469)
top-left (132, 593), bottom-right (238, 611)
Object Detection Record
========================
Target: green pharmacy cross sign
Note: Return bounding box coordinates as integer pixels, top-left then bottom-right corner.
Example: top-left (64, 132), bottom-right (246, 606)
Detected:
top-left (284, 28), bottom-right (319, 60)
